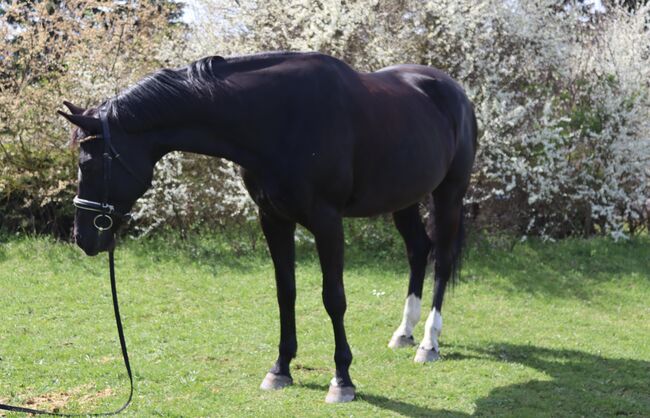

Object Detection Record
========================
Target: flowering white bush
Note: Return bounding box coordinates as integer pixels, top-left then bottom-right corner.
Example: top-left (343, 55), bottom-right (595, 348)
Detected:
top-left (132, 153), bottom-right (257, 234)
top-left (132, 0), bottom-right (649, 239)
top-left (460, 1), bottom-right (650, 238)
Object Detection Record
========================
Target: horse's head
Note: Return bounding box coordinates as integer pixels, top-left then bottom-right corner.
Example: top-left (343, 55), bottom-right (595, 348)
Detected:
top-left (59, 101), bottom-right (153, 256)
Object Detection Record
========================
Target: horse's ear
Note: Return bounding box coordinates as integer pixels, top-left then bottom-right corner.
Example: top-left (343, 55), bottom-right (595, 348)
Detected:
top-left (63, 101), bottom-right (86, 115)
top-left (57, 111), bottom-right (101, 133)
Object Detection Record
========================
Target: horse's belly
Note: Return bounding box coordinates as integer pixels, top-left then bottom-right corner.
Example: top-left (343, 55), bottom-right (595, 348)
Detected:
top-left (342, 155), bottom-right (445, 217)
top-left (342, 194), bottom-right (429, 217)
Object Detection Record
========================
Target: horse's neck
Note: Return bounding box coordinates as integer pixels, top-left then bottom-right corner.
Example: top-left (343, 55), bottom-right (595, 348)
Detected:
top-left (146, 73), bottom-right (276, 175)
top-left (151, 119), bottom-right (263, 175)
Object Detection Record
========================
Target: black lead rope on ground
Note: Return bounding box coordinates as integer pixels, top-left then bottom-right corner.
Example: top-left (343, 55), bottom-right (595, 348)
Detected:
top-left (0, 250), bottom-right (134, 416)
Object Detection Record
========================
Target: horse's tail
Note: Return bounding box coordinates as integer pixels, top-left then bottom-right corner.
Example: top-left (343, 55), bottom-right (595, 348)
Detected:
top-left (425, 199), bottom-right (466, 287)
top-left (448, 205), bottom-right (466, 286)
top-left (425, 98), bottom-right (476, 288)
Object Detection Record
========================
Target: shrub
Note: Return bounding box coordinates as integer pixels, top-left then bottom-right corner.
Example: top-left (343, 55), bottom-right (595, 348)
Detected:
top-left (150, 0), bottom-right (647, 240)
top-left (2, 1), bottom-right (648, 242)
top-left (0, 0), bottom-right (184, 236)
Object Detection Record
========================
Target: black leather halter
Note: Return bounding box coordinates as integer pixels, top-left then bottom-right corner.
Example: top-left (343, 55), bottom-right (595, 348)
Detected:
top-left (0, 108), bottom-right (140, 416)
top-left (72, 108), bottom-right (148, 231)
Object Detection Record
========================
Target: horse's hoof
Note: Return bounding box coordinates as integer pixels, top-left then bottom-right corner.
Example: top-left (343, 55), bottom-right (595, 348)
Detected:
top-left (325, 384), bottom-right (355, 403)
top-left (388, 334), bottom-right (416, 349)
top-left (414, 346), bottom-right (440, 363)
top-left (260, 372), bottom-right (293, 390)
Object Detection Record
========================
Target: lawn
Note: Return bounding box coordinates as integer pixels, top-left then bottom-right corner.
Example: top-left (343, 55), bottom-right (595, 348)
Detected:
top-left (1, 232), bottom-right (649, 417)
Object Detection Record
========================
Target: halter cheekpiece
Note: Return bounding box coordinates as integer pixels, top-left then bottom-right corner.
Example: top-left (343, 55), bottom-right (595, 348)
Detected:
top-left (72, 107), bottom-right (147, 231)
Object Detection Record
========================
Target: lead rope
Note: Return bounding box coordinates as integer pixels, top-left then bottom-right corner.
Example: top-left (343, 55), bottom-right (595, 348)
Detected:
top-left (0, 250), bottom-right (134, 416)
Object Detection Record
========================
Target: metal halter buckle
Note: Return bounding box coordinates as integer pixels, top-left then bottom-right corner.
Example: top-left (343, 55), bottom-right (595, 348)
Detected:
top-left (93, 213), bottom-right (114, 231)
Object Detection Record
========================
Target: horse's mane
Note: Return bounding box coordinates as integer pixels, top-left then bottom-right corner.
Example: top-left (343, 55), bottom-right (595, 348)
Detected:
top-left (105, 52), bottom-right (308, 132)
top-left (105, 55), bottom-right (229, 132)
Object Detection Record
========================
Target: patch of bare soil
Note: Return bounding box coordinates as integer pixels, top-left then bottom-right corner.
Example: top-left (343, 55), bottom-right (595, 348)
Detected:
top-left (15, 385), bottom-right (115, 413)
top-left (78, 387), bottom-right (114, 406)
top-left (25, 390), bottom-right (73, 412)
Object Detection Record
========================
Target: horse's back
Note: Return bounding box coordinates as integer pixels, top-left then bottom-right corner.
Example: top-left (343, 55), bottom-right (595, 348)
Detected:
top-left (341, 64), bottom-right (475, 216)
top-left (231, 53), bottom-right (477, 218)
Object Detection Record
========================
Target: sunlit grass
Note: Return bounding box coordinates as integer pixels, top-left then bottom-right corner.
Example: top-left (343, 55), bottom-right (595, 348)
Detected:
top-left (1, 233), bottom-right (648, 417)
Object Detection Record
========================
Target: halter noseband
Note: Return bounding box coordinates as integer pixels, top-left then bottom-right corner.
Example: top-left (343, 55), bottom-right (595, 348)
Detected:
top-left (72, 108), bottom-right (146, 232)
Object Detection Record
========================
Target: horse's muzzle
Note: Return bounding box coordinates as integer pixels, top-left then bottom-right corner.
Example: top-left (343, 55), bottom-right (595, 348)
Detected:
top-left (75, 231), bottom-right (115, 256)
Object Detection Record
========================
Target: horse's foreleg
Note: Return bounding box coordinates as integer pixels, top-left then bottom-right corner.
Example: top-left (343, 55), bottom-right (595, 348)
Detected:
top-left (308, 207), bottom-right (355, 403)
top-left (389, 205), bottom-right (431, 349)
top-left (259, 211), bottom-right (297, 390)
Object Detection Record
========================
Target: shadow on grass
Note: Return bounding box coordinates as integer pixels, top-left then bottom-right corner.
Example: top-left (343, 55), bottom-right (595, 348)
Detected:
top-left (466, 343), bottom-right (650, 416)
top-left (118, 229), bottom-right (409, 275)
top-left (303, 343), bottom-right (650, 417)
top-left (300, 382), bottom-right (460, 418)
top-left (120, 233), bottom-right (264, 272)
top-left (112, 232), bottom-right (649, 303)
top-left (467, 236), bottom-right (650, 300)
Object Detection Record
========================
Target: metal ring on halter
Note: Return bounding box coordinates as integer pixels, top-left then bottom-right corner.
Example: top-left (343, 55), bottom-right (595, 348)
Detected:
top-left (93, 213), bottom-right (114, 231)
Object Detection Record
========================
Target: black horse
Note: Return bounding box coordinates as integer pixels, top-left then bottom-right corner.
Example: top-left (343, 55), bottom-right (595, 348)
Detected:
top-left (59, 51), bottom-right (477, 403)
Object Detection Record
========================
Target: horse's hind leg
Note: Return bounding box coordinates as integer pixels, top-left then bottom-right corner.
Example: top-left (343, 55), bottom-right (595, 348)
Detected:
top-left (415, 182), bottom-right (466, 363)
top-left (259, 211), bottom-right (297, 390)
top-left (388, 204), bottom-right (432, 348)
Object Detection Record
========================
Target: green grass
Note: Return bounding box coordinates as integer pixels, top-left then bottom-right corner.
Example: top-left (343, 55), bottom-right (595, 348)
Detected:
top-left (1, 233), bottom-right (649, 417)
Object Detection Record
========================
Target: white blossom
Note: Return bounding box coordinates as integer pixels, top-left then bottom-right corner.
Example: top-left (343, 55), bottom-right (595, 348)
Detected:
top-left (132, 0), bottom-right (649, 239)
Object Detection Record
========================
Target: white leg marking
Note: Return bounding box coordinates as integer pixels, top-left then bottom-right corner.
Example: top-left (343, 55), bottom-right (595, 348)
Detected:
top-left (420, 308), bottom-right (442, 352)
top-left (388, 294), bottom-right (421, 348)
top-left (414, 309), bottom-right (442, 362)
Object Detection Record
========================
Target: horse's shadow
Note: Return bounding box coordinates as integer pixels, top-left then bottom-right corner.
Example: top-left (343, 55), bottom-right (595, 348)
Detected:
top-left (301, 382), bottom-right (458, 417)
top-left (301, 343), bottom-right (650, 417)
